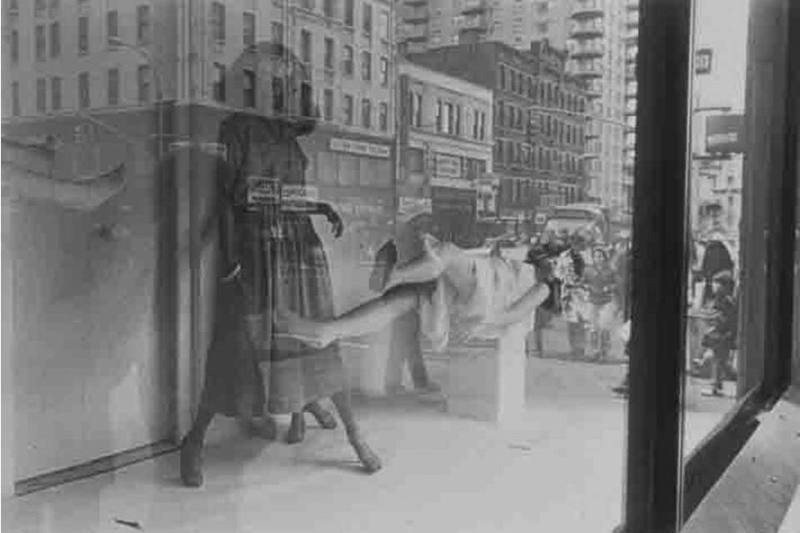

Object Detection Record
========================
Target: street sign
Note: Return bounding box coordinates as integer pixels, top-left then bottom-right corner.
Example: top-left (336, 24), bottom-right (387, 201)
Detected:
top-left (695, 48), bottom-right (713, 75)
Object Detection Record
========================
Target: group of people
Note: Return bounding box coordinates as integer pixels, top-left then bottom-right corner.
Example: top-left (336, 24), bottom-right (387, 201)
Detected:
top-left (527, 229), bottom-right (632, 362)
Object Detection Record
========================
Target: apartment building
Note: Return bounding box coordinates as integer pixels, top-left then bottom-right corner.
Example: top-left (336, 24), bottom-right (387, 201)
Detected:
top-left (623, 0), bottom-right (638, 215)
top-left (2, 0), bottom-right (178, 117)
top-left (408, 41), bottom-right (589, 227)
top-left (398, 59), bottom-right (493, 245)
top-left (2, 0), bottom-right (399, 245)
top-left (398, 0), bottom-right (632, 220)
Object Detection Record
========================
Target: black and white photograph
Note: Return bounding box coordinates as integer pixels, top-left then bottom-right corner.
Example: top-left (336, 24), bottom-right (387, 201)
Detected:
top-left (1, 0), bottom-right (799, 532)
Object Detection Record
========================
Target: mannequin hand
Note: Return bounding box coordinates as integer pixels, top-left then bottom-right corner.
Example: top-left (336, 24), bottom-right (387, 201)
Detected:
top-left (221, 263), bottom-right (241, 283)
top-left (325, 206), bottom-right (344, 238)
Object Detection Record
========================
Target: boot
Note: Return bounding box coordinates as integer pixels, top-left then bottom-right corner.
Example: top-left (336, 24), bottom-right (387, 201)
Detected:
top-left (180, 435), bottom-right (204, 488)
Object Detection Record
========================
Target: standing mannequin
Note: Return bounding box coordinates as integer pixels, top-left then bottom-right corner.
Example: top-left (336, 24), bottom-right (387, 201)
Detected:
top-left (180, 42), bottom-right (381, 488)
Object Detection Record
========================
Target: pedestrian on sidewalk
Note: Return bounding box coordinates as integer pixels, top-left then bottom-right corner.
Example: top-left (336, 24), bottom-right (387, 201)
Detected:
top-left (370, 209), bottom-right (440, 395)
top-left (700, 270), bottom-right (738, 396)
top-left (585, 247), bottom-right (619, 361)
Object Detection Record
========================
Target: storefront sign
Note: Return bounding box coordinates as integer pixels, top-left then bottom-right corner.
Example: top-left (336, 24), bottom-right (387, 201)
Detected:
top-left (246, 177), bottom-right (319, 207)
top-left (399, 196), bottom-right (432, 215)
top-left (246, 176), bottom-right (281, 205)
top-left (283, 184), bottom-right (319, 202)
top-left (330, 137), bottom-right (391, 158)
top-left (431, 177), bottom-right (474, 190)
top-left (695, 48), bottom-right (713, 75)
top-left (333, 194), bottom-right (391, 218)
top-left (435, 153), bottom-right (462, 179)
top-left (706, 114), bottom-right (744, 154)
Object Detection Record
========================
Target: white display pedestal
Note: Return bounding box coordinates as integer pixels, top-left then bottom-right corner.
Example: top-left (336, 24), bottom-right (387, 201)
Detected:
top-left (445, 322), bottom-right (527, 427)
top-left (350, 328), bottom-right (393, 396)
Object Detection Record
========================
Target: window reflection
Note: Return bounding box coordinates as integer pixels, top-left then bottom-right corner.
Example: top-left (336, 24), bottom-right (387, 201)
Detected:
top-left (683, 0), bottom-right (752, 454)
top-left (2, 0), bottom-right (646, 531)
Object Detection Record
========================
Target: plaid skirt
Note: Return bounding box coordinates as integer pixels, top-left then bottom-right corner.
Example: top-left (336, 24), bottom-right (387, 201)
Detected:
top-left (200, 212), bottom-right (344, 417)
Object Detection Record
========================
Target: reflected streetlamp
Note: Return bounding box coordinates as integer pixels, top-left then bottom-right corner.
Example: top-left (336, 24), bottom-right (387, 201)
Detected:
top-left (107, 36), bottom-right (165, 160)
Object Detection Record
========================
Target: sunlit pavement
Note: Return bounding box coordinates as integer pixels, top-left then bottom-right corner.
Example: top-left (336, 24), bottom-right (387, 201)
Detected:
top-left (4, 324), bottom-right (733, 533)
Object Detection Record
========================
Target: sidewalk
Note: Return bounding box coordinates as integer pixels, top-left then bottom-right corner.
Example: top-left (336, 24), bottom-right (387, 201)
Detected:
top-left (5, 359), bottom-right (630, 533)
top-left (4, 338), bottom-right (732, 533)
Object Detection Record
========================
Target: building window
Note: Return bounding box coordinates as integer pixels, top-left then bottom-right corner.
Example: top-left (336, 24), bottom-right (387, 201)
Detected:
top-left (361, 51), bottom-right (371, 81)
top-left (137, 66), bottom-right (151, 104)
top-left (300, 30), bottom-right (312, 64)
top-left (445, 103), bottom-right (454, 134)
top-left (47, 22), bottom-right (61, 58)
top-left (324, 37), bottom-right (335, 70)
top-left (243, 12), bottom-right (255, 48)
top-left (499, 65), bottom-right (506, 90)
top-left (361, 99), bottom-right (372, 128)
top-left (106, 11), bottom-right (118, 44)
top-left (323, 88), bottom-right (334, 121)
top-left (378, 11), bottom-right (389, 42)
top-left (300, 82), bottom-right (312, 117)
top-left (379, 57), bottom-right (388, 86)
top-left (35, 0), bottom-right (45, 17)
top-left (35, 24), bottom-right (46, 61)
top-left (137, 5), bottom-right (151, 45)
top-left (407, 148), bottom-right (424, 173)
top-left (436, 100), bottom-right (443, 132)
top-left (323, 0), bottom-right (335, 18)
top-left (10, 29), bottom-right (18, 64)
top-left (243, 69), bottom-right (255, 107)
top-left (78, 17), bottom-right (88, 55)
top-left (107, 68), bottom-right (119, 106)
top-left (213, 63), bottom-right (226, 102)
top-left (36, 78), bottom-right (46, 113)
top-left (211, 2), bottom-right (225, 44)
top-left (362, 3), bottom-right (372, 36)
top-left (344, 0), bottom-right (354, 26)
top-left (11, 81), bottom-right (20, 116)
top-left (51, 77), bottom-right (61, 111)
top-left (300, 0), bottom-right (314, 10)
top-left (271, 22), bottom-right (283, 45)
top-left (473, 109), bottom-right (480, 139)
top-left (49, 0), bottom-right (59, 12)
top-left (271, 76), bottom-right (284, 112)
top-left (343, 45), bottom-right (354, 76)
top-left (343, 94), bottom-right (354, 125)
top-left (409, 92), bottom-right (422, 127)
top-left (78, 72), bottom-right (90, 109)
top-left (379, 102), bottom-right (388, 131)
top-left (455, 105), bottom-right (462, 136)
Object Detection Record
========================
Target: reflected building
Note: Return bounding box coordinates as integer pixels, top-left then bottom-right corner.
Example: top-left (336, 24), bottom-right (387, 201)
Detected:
top-left (398, 58), bottom-right (493, 246)
top-left (408, 40), bottom-right (589, 233)
top-left (397, 0), bottom-right (632, 222)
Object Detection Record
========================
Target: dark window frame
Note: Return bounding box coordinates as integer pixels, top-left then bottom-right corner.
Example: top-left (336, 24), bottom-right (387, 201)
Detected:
top-left (621, 1), bottom-right (799, 532)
